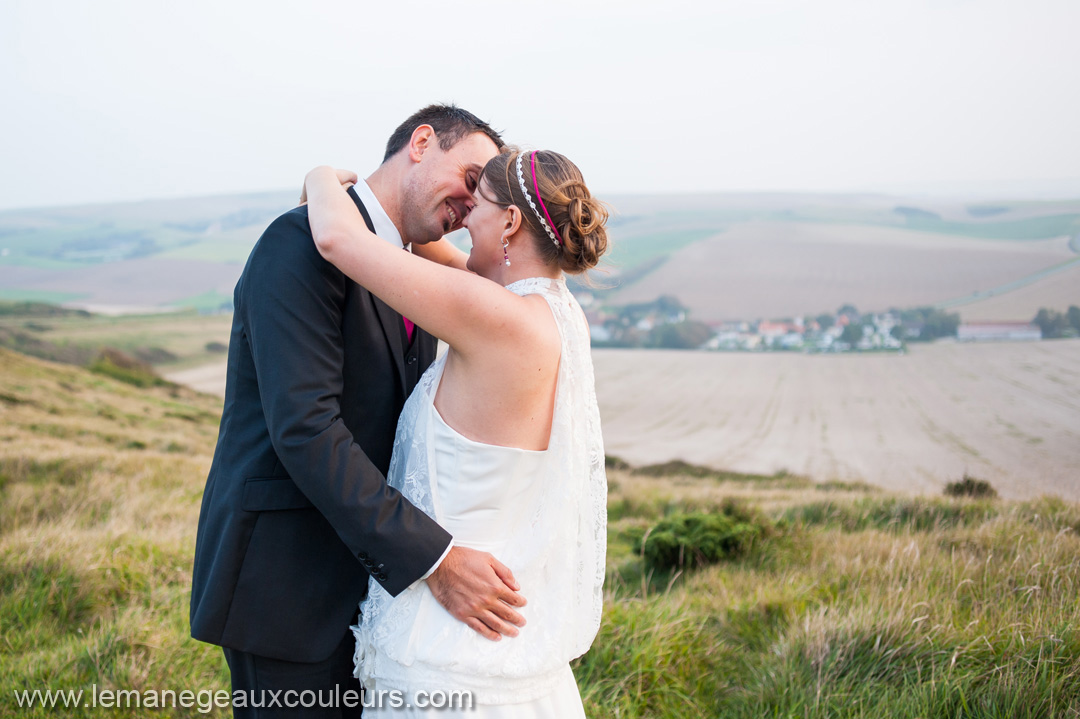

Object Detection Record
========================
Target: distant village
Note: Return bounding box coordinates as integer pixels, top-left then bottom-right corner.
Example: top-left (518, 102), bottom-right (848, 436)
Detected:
top-left (580, 295), bottom-right (1080, 352)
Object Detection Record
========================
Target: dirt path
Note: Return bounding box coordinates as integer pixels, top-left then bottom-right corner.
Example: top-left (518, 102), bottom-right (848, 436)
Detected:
top-left (165, 360), bottom-right (229, 397)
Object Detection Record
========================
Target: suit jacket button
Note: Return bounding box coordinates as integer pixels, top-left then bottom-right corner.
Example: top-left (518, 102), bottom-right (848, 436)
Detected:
top-left (407, 355), bottom-right (417, 365)
top-left (358, 551), bottom-right (368, 560)
top-left (377, 572), bottom-right (388, 581)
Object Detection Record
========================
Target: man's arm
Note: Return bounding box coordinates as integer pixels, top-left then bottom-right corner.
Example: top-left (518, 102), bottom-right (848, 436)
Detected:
top-left (240, 208), bottom-right (449, 595)
top-left (412, 235), bottom-right (470, 271)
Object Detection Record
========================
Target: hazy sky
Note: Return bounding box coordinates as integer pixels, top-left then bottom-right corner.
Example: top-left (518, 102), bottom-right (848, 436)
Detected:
top-left (2, 0), bottom-right (1079, 210)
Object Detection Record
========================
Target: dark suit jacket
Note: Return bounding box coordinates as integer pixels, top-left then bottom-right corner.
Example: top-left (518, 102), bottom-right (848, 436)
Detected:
top-left (189, 188), bottom-right (450, 663)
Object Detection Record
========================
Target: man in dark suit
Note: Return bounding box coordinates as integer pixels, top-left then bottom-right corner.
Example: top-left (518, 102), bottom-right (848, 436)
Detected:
top-left (190, 105), bottom-right (525, 717)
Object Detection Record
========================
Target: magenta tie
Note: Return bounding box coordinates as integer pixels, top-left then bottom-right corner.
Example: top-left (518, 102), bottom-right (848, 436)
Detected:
top-left (403, 317), bottom-right (415, 341)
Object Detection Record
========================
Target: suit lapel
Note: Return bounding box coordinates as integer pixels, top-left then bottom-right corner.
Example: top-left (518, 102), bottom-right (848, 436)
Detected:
top-left (347, 186), bottom-right (408, 397)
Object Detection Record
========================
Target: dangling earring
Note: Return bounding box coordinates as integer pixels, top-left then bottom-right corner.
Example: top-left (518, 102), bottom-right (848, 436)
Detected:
top-left (502, 238), bottom-right (511, 267)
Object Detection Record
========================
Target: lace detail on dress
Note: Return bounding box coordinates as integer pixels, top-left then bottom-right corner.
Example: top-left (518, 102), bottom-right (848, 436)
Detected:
top-left (351, 276), bottom-right (607, 705)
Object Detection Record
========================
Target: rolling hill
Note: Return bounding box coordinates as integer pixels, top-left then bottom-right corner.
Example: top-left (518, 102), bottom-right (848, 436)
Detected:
top-left (2, 191), bottom-right (1078, 321)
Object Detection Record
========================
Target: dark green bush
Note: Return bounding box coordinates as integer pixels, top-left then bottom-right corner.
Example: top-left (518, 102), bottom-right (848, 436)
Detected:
top-left (89, 348), bottom-right (168, 388)
top-left (634, 503), bottom-right (774, 572)
top-left (604, 454), bottom-right (631, 471)
top-left (944, 474), bottom-right (997, 499)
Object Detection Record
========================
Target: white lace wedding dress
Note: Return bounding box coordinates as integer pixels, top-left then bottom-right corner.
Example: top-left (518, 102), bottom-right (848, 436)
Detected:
top-left (352, 276), bottom-right (607, 717)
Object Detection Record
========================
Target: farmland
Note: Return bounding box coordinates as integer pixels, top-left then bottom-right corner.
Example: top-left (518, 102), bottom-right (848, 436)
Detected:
top-left (603, 221), bottom-right (1079, 323)
top-left (593, 340), bottom-right (1080, 500)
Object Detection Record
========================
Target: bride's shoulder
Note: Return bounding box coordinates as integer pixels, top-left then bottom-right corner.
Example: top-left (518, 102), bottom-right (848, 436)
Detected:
top-left (517, 292), bottom-right (562, 354)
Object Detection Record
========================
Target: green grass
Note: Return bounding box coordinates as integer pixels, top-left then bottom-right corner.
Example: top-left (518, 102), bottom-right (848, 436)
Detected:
top-left (0, 348), bottom-right (226, 716)
top-left (782, 496), bottom-right (1002, 533)
top-left (590, 486), bottom-right (1080, 718)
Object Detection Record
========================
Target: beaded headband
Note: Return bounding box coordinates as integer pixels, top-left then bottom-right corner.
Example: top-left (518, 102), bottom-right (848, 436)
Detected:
top-left (515, 151), bottom-right (563, 247)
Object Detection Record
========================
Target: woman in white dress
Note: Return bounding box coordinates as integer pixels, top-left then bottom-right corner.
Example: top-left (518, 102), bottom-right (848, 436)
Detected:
top-left (302, 147), bottom-right (610, 717)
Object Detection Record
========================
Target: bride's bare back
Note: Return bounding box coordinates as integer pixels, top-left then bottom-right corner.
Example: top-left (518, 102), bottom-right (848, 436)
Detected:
top-left (433, 292), bottom-right (561, 452)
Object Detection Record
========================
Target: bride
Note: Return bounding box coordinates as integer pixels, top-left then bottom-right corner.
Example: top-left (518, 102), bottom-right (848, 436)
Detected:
top-left (302, 147), bottom-right (609, 717)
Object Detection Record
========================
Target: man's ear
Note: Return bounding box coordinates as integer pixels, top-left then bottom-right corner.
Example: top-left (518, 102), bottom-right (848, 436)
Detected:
top-left (408, 125), bottom-right (436, 163)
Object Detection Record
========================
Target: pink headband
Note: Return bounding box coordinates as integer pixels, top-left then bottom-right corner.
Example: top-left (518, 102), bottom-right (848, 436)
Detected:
top-left (515, 151), bottom-right (563, 246)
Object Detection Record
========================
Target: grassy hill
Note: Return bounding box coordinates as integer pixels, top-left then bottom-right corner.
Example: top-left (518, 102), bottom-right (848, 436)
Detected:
top-left (0, 301), bottom-right (232, 374)
top-left (0, 347), bottom-right (226, 716)
top-left (2, 347), bottom-right (1079, 716)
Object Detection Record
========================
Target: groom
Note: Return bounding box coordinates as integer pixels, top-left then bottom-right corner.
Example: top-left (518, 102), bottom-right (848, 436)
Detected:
top-left (190, 105), bottom-right (525, 717)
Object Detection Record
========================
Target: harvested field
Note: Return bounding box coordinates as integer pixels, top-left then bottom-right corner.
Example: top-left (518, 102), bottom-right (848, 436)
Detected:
top-left (593, 340), bottom-right (1080, 500)
top-left (170, 340), bottom-right (1080, 501)
top-left (606, 222), bottom-right (1078, 322)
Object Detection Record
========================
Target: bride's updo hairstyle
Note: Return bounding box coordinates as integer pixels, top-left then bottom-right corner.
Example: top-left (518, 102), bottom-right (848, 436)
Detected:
top-left (478, 147), bottom-right (609, 274)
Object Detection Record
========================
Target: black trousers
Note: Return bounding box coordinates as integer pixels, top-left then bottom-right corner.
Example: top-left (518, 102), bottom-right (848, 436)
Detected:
top-left (223, 630), bottom-right (364, 718)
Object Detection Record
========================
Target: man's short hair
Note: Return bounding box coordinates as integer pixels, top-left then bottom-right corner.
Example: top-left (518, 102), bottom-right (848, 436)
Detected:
top-left (383, 104), bottom-right (505, 163)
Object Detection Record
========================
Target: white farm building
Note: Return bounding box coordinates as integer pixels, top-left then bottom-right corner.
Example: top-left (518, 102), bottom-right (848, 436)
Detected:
top-left (957, 322), bottom-right (1042, 342)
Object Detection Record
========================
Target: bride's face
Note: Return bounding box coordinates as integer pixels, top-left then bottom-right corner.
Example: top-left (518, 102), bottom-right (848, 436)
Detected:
top-left (463, 177), bottom-right (513, 279)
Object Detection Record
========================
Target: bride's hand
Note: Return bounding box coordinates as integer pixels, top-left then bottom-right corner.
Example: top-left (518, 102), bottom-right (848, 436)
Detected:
top-left (427, 546), bottom-right (527, 641)
top-left (299, 167), bottom-right (358, 206)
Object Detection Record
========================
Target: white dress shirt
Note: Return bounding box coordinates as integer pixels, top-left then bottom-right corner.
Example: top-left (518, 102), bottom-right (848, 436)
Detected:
top-left (351, 179), bottom-right (407, 249)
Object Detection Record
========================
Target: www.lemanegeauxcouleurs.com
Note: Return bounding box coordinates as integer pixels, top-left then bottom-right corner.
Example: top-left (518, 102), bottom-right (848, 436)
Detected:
top-left (13, 684), bottom-right (474, 712)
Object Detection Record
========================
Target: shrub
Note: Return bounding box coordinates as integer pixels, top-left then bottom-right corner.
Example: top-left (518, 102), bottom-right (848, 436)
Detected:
top-left (634, 503), bottom-right (774, 572)
top-left (634, 460), bottom-right (719, 478)
top-left (89, 349), bottom-right (168, 388)
top-left (605, 454), bottom-right (631, 471)
top-left (944, 473), bottom-right (997, 499)
top-left (131, 346), bottom-right (178, 364)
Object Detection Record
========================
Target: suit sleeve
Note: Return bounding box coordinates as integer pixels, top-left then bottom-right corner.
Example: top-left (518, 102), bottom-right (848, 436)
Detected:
top-left (238, 207), bottom-right (451, 597)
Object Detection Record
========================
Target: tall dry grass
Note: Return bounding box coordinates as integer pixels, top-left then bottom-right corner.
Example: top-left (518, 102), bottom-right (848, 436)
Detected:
top-left (1, 348), bottom-right (227, 716)
top-left (587, 466), bottom-right (1080, 717)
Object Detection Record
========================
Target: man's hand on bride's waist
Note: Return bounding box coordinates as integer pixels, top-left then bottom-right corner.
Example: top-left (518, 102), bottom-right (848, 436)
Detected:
top-left (425, 546), bottom-right (527, 641)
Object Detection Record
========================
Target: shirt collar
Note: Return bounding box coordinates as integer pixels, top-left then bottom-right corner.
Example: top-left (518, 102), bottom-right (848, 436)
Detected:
top-left (353, 179), bottom-right (407, 250)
